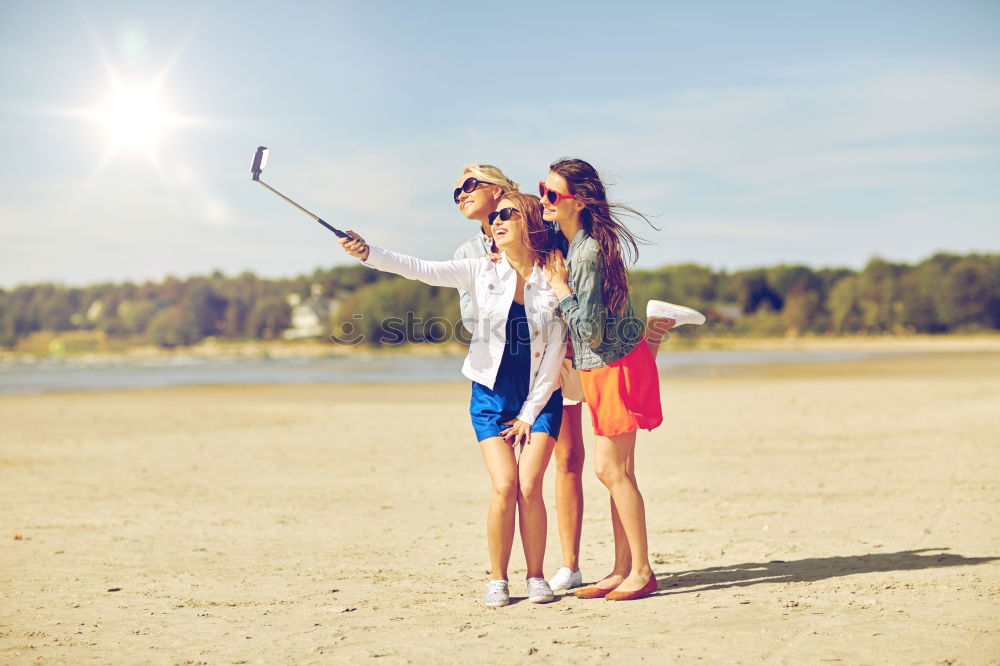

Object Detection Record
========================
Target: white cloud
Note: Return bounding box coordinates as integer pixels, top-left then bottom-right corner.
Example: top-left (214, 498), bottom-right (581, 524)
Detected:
top-left (476, 69), bottom-right (1000, 184)
top-left (255, 71), bottom-right (1000, 272)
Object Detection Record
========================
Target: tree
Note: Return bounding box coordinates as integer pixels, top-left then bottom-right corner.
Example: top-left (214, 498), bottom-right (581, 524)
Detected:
top-left (183, 282), bottom-right (228, 337)
top-left (939, 258), bottom-right (994, 328)
top-left (247, 297), bottom-right (291, 339)
top-left (898, 262), bottom-right (944, 332)
top-left (37, 287), bottom-right (77, 331)
top-left (782, 280), bottom-right (823, 334)
top-left (828, 276), bottom-right (862, 333)
top-left (117, 299), bottom-right (158, 335)
top-left (727, 269), bottom-right (782, 314)
top-left (147, 305), bottom-right (201, 347)
top-left (857, 258), bottom-right (904, 332)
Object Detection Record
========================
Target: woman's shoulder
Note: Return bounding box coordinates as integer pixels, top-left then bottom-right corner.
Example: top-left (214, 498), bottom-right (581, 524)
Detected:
top-left (571, 236), bottom-right (601, 266)
top-left (465, 254), bottom-right (502, 279)
top-left (454, 233), bottom-right (490, 260)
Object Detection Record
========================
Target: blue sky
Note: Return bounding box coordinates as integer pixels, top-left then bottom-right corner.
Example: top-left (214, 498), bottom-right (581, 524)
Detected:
top-left (1, 0), bottom-right (999, 287)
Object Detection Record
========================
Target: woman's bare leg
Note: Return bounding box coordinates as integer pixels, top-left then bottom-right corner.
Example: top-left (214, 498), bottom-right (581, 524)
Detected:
top-left (515, 432), bottom-right (556, 578)
top-left (644, 317), bottom-right (676, 356)
top-left (599, 447), bottom-right (636, 588)
top-left (479, 437), bottom-right (518, 581)
top-left (553, 404), bottom-right (585, 571)
top-left (594, 431), bottom-right (653, 592)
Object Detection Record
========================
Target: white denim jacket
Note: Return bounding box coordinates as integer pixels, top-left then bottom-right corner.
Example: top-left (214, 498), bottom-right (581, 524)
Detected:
top-left (363, 245), bottom-right (567, 425)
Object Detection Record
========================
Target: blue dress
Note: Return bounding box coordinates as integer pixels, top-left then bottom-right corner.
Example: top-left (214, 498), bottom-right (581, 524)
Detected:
top-left (470, 301), bottom-right (563, 442)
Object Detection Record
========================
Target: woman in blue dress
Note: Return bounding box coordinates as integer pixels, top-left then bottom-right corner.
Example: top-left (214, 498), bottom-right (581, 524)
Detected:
top-left (338, 191), bottom-right (566, 608)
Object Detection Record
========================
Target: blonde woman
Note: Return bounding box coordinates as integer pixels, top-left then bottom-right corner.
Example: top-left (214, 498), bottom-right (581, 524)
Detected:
top-left (339, 192), bottom-right (566, 608)
top-left (451, 164), bottom-right (590, 595)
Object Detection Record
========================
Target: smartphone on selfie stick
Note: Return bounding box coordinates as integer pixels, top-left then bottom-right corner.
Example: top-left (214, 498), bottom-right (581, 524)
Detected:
top-left (250, 146), bottom-right (358, 241)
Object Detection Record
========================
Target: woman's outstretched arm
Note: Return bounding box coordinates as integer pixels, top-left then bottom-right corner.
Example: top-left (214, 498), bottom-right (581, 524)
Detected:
top-left (339, 230), bottom-right (479, 292)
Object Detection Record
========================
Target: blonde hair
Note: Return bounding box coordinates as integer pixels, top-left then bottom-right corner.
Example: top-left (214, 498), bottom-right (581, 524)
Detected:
top-left (462, 163), bottom-right (519, 195)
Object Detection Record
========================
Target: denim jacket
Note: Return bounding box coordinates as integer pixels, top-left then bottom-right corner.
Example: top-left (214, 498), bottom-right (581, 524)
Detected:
top-left (556, 229), bottom-right (643, 370)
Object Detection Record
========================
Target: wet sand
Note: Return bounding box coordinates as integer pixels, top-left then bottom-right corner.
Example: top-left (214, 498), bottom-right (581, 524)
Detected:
top-left (2, 352), bottom-right (998, 664)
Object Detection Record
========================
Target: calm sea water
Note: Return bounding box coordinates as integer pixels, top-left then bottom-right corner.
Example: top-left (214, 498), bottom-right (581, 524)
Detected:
top-left (0, 349), bottom-right (890, 396)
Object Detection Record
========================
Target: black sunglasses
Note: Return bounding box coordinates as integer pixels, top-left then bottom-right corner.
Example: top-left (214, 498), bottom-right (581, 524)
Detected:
top-left (453, 176), bottom-right (494, 204)
top-left (487, 207), bottom-right (519, 225)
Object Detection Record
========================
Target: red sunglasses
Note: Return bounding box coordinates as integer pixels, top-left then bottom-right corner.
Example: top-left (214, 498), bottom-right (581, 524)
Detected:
top-left (538, 181), bottom-right (575, 204)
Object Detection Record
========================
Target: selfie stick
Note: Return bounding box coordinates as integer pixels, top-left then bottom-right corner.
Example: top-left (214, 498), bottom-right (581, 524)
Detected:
top-left (250, 146), bottom-right (355, 240)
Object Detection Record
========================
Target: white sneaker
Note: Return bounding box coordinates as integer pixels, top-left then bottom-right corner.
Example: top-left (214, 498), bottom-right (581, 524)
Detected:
top-left (547, 567), bottom-right (583, 593)
top-left (484, 579), bottom-right (510, 607)
top-left (646, 300), bottom-right (706, 327)
top-left (526, 577), bottom-right (554, 603)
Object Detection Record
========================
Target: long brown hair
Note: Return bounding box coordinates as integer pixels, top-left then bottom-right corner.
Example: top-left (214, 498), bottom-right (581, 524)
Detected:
top-left (499, 191), bottom-right (556, 266)
top-left (549, 158), bottom-right (655, 315)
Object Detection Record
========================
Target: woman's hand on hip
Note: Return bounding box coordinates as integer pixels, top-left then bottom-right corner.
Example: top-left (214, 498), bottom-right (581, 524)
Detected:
top-left (339, 230), bottom-right (370, 261)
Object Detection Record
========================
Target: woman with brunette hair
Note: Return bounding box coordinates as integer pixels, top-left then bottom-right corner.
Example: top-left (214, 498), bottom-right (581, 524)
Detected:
top-left (339, 191), bottom-right (565, 608)
top-left (541, 157), bottom-right (662, 601)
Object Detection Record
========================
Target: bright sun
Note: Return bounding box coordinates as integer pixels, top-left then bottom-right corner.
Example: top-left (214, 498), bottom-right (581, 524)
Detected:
top-left (57, 22), bottom-right (205, 180)
top-left (92, 83), bottom-right (176, 154)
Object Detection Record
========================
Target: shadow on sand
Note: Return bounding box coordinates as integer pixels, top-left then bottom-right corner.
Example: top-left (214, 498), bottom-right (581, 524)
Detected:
top-left (653, 548), bottom-right (998, 596)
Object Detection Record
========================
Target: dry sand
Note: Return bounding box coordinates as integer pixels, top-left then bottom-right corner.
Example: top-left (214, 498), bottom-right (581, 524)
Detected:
top-left (1, 352), bottom-right (999, 664)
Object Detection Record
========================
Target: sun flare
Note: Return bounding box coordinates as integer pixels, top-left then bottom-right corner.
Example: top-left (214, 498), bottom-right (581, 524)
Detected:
top-left (54, 17), bottom-right (213, 189)
top-left (92, 83), bottom-right (177, 153)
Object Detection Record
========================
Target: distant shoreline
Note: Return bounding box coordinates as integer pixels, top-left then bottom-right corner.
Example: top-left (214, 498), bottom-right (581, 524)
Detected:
top-left (3, 333), bottom-right (1000, 365)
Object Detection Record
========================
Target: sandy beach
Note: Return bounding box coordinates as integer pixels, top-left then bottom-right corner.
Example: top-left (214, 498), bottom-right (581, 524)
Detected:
top-left (2, 351), bottom-right (999, 664)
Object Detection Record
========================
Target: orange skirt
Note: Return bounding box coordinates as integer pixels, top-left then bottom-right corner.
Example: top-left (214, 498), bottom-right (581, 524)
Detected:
top-left (579, 340), bottom-right (663, 437)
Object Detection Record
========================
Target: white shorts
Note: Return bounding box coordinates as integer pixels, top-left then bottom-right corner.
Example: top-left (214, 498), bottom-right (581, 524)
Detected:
top-left (560, 358), bottom-right (586, 405)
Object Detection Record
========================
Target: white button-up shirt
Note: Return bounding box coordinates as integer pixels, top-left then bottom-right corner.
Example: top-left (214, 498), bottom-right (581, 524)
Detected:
top-left (363, 245), bottom-right (567, 425)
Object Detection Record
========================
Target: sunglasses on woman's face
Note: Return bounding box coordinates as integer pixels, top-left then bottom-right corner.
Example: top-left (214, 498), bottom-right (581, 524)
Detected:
top-left (539, 182), bottom-right (576, 204)
top-left (487, 207), bottom-right (520, 225)
top-left (453, 177), bottom-right (494, 204)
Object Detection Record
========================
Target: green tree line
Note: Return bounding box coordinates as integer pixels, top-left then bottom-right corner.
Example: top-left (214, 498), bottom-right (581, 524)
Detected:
top-left (1, 252), bottom-right (998, 350)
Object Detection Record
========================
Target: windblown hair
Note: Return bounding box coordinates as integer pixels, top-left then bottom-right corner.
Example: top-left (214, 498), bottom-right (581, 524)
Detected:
top-left (499, 192), bottom-right (555, 265)
top-left (463, 163), bottom-right (519, 195)
top-left (549, 158), bottom-right (656, 315)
